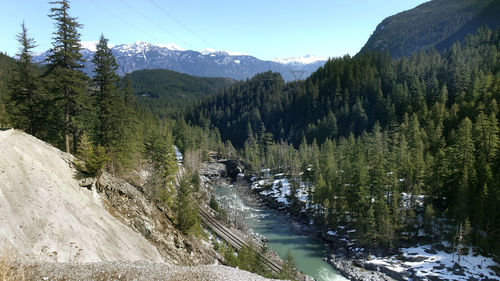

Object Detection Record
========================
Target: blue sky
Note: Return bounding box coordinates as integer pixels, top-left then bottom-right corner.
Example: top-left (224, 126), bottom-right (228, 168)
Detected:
top-left (0, 0), bottom-right (428, 60)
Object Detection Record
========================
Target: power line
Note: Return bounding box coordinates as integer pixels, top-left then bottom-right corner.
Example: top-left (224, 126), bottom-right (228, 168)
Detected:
top-left (117, 0), bottom-right (192, 48)
top-left (147, 0), bottom-right (219, 50)
top-left (88, 0), bottom-right (165, 44)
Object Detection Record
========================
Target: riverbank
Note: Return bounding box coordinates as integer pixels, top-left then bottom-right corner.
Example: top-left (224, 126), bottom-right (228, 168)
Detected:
top-left (199, 158), bottom-right (364, 281)
top-left (245, 177), bottom-right (396, 281)
top-left (245, 168), bottom-right (500, 281)
top-left (199, 158), bottom-right (500, 280)
top-left (199, 159), bottom-right (318, 281)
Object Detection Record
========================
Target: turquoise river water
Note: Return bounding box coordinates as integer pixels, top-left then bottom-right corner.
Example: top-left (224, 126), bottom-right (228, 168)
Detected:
top-left (215, 183), bottom-right (348, 281)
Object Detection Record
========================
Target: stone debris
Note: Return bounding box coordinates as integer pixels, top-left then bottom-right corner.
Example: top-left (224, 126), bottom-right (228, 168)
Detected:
top-left (17, 261), bottom-right (279, 281)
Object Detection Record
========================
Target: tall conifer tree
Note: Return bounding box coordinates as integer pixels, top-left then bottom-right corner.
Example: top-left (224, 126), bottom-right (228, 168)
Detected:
top-left (7, 23), bottom-right (43, 135)
top-left (92, 34), bottom-right (120, 148)
top-left (46, 0), bottom-right (87, 153)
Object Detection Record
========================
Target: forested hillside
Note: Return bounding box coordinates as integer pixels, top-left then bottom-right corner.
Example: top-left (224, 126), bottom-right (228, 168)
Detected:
top-left (189, 27), bottom-right (500, 255)
top-left (360, 0), bottom-right (500, 57)
top-left (128, 69), bottom-right (234, 117)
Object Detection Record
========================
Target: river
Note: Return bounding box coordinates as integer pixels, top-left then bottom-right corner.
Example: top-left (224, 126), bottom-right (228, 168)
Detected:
top-left (214, 183), bottom-right (348, 281)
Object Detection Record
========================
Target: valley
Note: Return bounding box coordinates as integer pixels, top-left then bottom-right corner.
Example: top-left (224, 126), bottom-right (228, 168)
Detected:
top-left (213, 181), bottom-right (347, 281)
top-left (1, 0), bottom-right (500, 280)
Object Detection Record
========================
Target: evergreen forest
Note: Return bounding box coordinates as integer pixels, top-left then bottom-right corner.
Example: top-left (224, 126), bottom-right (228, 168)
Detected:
top-left (1, 0), bottom-right (500, 271)
top-left (188, 27), bottom-right (500, 256)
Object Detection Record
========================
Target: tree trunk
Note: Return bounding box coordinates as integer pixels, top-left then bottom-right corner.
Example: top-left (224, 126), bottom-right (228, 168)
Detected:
top-left (65, 106), bottom-right (70, 153)
top-left (73, 129), bottom-right (78, 155)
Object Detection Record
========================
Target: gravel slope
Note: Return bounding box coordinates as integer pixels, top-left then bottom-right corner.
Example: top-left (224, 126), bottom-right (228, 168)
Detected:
top-left (19, 261), bottom-right (278, 281)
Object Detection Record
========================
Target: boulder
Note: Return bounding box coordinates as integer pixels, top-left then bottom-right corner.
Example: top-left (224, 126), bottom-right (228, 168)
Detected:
top-left (222, 160), bottom-right (244, 181)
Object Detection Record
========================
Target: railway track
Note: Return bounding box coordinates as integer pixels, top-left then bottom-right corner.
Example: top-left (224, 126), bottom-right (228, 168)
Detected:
top-left (198, 206), bottom-right (283, 274)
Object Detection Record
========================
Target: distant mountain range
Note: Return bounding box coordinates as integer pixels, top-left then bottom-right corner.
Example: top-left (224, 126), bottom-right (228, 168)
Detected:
top-left (360, 0), bottom-right (500, 57)
top-left (32, 41), bottom-right (326, 81)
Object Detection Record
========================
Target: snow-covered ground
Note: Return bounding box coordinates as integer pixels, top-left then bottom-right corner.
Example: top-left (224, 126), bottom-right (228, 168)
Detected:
top-left (251, 177), bottom-right (308, 206)
top-left (368, 244), bottom-right (499, 280)
top-left (250, 171), bottom-right (500, 280)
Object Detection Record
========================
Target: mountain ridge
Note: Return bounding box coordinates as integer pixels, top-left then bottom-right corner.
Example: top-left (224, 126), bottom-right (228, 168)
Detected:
top-left (360, 0), bottom-right (500, 57)
top-left (31, 41), bottom-right (326, 81)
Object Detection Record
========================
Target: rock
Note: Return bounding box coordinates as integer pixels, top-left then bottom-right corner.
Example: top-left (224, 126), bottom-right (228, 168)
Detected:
top-left (451, 262), bottom-right (466, 276)
top-left (98, 171), bottom-right (217, 265)
top-left (79, 178), bottom-right (94, 188)
top-left (424, 247), bottom-right (437, 254)
top-left (380, 265), bottom-right (410, 280)
top-left (199, 162), bottom-right (226, 179)
top-left (222, 160), bottom-right (244, 181)
top-left (0, 129), bottom-right (164, 263)
top-left (402, 255), bottom-right (427, 262)
top-left (433, 263), bottom-right (445, 270)
top-left (328, 258), bottom-right (396, 281)
top-left (336, 247), bottom-right (347, 257)
top-left (134, 219), bottom-right (152, 238)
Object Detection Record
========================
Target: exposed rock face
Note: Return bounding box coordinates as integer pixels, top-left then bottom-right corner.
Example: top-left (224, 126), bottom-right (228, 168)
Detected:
top-left (329, 256), bottom-right (396, 281)
top-left (0, 129), bottom-right (163, 262)
top-left (96, 172), bottom-right (218, 265)
top-left (221, 160), bottom-right (244, 181)
top-left (199, 161), bottom-right (226, 180)
top-left (0, 128), bottom-right (218, 265)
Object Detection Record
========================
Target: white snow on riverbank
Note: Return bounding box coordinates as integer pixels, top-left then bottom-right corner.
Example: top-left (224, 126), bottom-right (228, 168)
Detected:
top-left (260, 178), bottom-right (291, 205)
top-left (327, 230), bottom-right (337, 236)
top-left (252, 176), bottom-right (309, 206)
top-left (250, 172), bottom-right (500, 280)
top-left (368, 245), bottom-right (500, 280)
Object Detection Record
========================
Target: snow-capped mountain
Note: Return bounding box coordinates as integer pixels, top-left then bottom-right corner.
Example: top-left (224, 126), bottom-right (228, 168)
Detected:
top-left (273, 54), bottom-right (326, 65)
top-left (32, 41), bottom-right (326, 81)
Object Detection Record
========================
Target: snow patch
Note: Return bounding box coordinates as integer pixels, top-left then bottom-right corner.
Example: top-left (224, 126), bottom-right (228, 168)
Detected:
top-left (201, 48), bottom-right (249, 56)
top-left (368, 245), bottom-right (500, 280)
top-left (261, 178), bottom-right (291, 205)
top-left (154, 43), bottom-right (184, 51)
top-left (273, 54), bottom-right (326, 65)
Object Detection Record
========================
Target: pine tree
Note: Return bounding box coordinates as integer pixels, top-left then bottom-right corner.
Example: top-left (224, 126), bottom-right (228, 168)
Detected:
top-left (222, 245), bottom-right (238, 267)
top-left (115, 75), bottom-right (142, 170)
top-left (473, 111), bottom-right (498, 226)
top-left (258, 122), bottom-right (273, 157)
top-left (6, 23), bottom-right (43, 135)
top-left (279, 249), bottom-right (297, 281)
top-left (92, 34), bottom-right (120, 148)
top-left (377, 202), bottom-right (394, 249)
top-left (423, 203), bottom-right (436, 239)
top-left (176, 176), bottom-right (200, 235)
top-left (449, 118), bottom-right (476, 220)
top-left (46, 0), bottom-right (87, 153)
top-left (76, 133), bottom-right (109, 175)
top-left (147, 126), bottom-right (178, 206)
